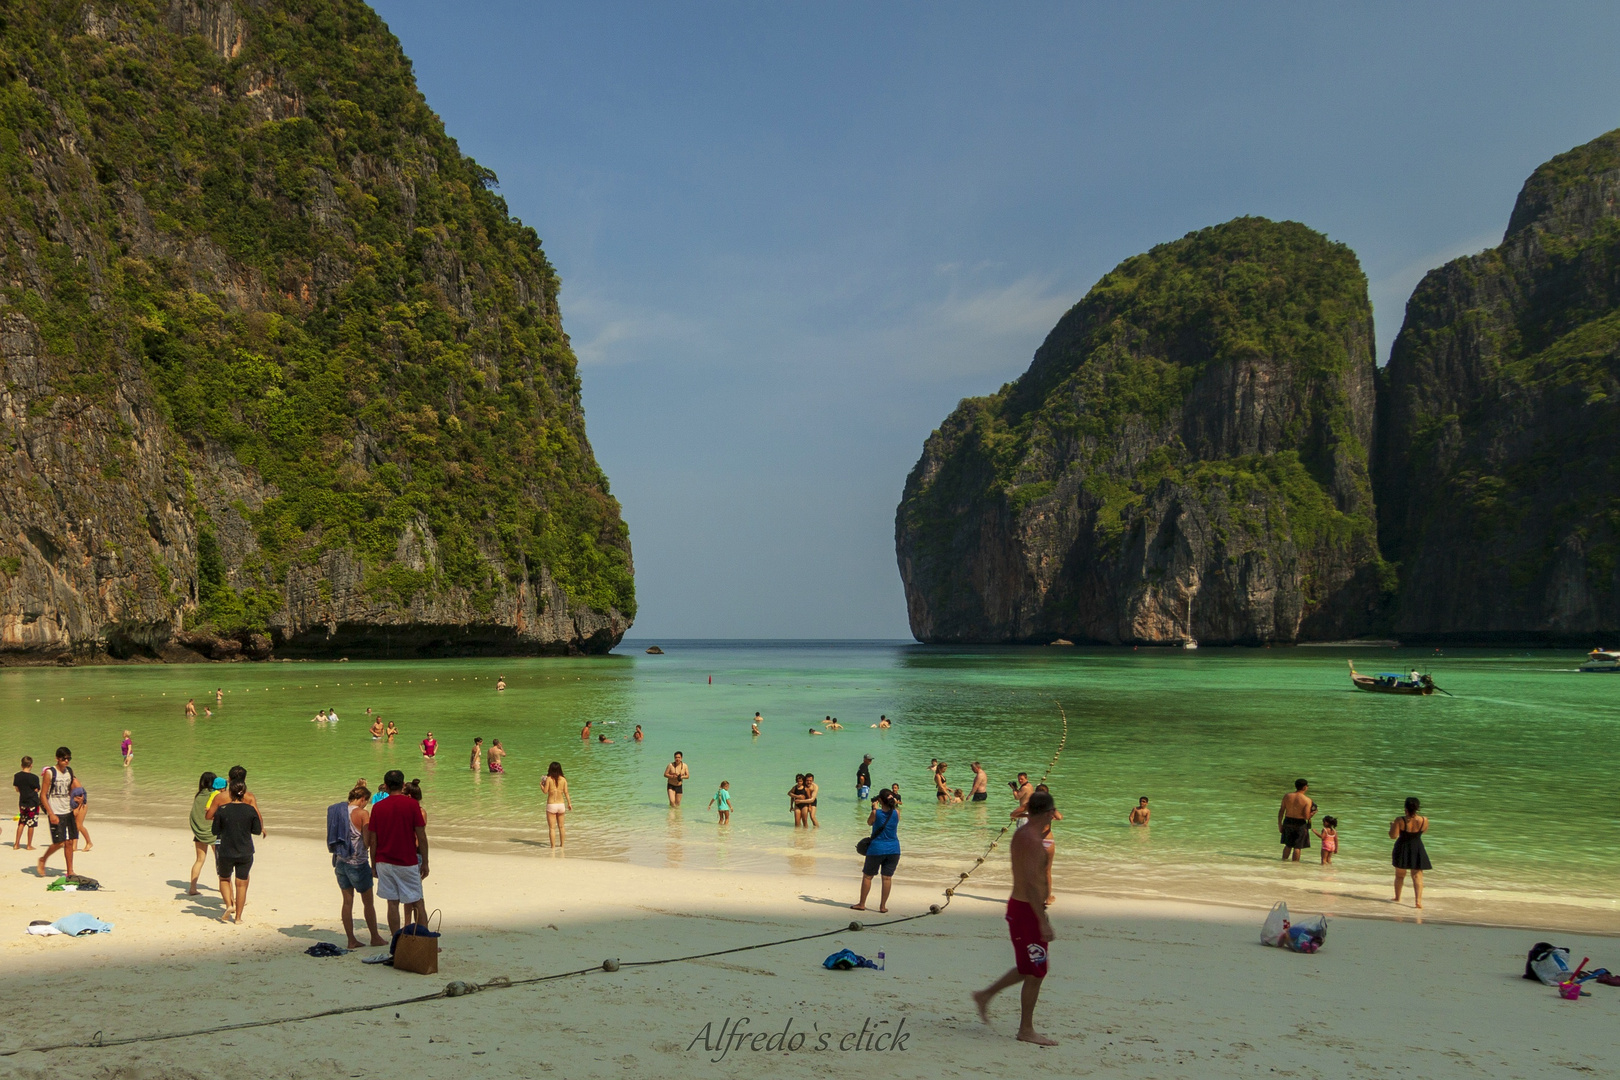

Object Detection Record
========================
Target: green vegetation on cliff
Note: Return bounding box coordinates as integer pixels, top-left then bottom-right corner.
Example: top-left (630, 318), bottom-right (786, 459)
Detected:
top-left (898, 216), bottom-right (1389, 644)
top-left (0, 0), bottom-right (632, 637)
top-left (907, 218), bottom-right (1379, 565)
top-left (1376, 128), bottom-right (1620, 637)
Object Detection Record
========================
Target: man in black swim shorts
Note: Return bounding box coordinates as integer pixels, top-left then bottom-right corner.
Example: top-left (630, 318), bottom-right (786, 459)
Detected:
top-left (1278, 778), bottom-right (1315, 862)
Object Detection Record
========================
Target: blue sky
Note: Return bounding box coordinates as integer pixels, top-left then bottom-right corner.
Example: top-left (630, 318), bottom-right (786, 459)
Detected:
top-left (371, 1), bottom-right (1620, 639)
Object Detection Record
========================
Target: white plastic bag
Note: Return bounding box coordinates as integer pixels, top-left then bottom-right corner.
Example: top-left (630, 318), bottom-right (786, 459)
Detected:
top-left (1530, 946), bottom-right (1575, 986)
top-left (1261, 902), bottom-right (1291, 947)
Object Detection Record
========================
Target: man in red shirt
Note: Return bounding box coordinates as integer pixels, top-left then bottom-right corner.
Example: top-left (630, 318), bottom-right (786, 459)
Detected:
top-left (364, 770), bottom-right (429, 935)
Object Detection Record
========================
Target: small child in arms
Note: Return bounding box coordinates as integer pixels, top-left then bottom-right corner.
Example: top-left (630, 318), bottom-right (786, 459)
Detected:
top-left (1315, 815), bottom-right (1339, 865)
top-left (708, 781), bottom-right (732, 824)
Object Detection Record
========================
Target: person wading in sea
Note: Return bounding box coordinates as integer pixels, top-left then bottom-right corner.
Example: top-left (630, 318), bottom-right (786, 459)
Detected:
top-left (973, 790), bottom-right (1059, 1046)
top-left (1278, 778), bottom-right (1315, 861)
top-left (664, 751), bottom-right (689, 807)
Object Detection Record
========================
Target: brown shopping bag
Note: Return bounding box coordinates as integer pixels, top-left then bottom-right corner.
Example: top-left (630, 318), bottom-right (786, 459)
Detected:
top-left (394, 909), bottom-right (441, 975)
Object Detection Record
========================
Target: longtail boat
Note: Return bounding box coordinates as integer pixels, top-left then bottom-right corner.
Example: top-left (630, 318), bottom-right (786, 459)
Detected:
top-left (1348, 659), bottom-right (1434, 696)
top-left (1579, 649), bottom-right (1620, 672)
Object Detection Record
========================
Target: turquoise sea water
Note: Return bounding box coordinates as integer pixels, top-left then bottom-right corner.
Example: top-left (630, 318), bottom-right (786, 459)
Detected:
top-left (3, 642), bottom-right (1616, 928)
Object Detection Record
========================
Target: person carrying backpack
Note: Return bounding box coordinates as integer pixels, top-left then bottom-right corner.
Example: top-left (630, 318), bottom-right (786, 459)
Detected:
top-left (36, 747), bottom-right (78, 878)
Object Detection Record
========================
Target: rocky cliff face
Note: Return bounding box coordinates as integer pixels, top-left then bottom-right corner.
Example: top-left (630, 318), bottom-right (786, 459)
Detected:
top-left (897, 217), bottom-right (1390, 645)
top-left (1373, 129), bottom-right (1620, 643)
top-left (0, 0), bottom-right (632, 662)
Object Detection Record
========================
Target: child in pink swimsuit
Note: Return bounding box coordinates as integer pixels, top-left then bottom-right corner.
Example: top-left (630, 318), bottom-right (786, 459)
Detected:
top-left (1314, 815), bottom-right (1339, 865)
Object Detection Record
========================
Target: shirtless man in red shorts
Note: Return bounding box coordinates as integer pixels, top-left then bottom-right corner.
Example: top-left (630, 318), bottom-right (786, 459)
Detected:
top-left (973, 790), bottom-right (1058, 1046)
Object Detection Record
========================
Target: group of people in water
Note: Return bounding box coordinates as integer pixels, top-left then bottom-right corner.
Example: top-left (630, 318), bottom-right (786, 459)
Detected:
top-left (1276, 777), bottom-right (1432, 907)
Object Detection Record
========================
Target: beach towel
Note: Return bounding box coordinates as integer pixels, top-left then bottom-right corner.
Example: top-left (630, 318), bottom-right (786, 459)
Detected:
top-left (51, 913), bottom-right (113, 936)
top-left (822, 948), bottom-right (878, 970)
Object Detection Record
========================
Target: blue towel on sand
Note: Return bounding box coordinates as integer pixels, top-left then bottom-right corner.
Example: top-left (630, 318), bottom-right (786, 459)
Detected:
top-left (823, 948), bottom-right (877, 970)
top-left (52, 912), bottom-right (113, 936)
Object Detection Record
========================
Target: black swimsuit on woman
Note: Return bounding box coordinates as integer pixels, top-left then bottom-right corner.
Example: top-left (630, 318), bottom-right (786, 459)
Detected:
top-left (1391, 818), bottom-right (1432, 871)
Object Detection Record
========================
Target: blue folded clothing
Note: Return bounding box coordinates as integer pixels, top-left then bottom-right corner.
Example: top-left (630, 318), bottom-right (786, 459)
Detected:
top-left (53, 912), bottom-right (113, 936)
top-left (823, 948), bottom-right (877, 970)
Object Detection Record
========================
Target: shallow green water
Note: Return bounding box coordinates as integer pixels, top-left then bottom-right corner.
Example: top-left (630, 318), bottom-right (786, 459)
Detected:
top-left (3, 642), bottom-right (1617, 922)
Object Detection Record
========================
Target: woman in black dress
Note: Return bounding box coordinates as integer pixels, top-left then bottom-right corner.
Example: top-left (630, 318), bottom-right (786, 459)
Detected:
top-left (1389, 796), bottom-right (1432, 908)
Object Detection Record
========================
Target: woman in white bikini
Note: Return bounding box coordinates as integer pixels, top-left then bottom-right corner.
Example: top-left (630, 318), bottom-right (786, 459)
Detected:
top-left (543, 761), bottom-right (572, 848)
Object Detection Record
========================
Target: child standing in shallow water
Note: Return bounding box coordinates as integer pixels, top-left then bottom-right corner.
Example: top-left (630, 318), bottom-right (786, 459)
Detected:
top-left (709, 781), bottom-right (732, 824)
top-left (1315, 816), bottom-right (1339, 865)
top-left (120, 731), bottom-right (133, 767)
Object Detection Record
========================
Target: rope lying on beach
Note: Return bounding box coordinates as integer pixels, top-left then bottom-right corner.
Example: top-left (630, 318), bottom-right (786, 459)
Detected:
top-left (0, 703), bottom-right (1070, 1057)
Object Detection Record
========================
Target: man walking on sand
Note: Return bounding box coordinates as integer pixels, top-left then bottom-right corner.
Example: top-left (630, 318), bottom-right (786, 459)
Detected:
top-left (973, 790), bottom-right (1059, 1046)
top-left (36, 748), bottom-right (78, 877)
top-left (366, 770), bottom-right (429, 935)
top-left (1278, 778), bottom-right (1315, 862)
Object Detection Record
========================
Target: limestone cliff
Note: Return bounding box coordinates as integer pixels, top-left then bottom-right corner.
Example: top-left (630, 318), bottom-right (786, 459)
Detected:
top-left (1373, 129), bottom-right (1620, 643)
top-left (0, 0), bottom-right (632, 661)
top-left (897, 218), bottom-right (1389, 644)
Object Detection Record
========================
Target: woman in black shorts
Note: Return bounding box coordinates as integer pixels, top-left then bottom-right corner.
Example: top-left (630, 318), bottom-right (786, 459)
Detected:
top-left (852, 788), bottom-right (901, 913)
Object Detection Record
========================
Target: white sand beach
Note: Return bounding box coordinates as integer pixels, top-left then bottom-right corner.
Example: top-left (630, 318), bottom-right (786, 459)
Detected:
top-left (1, 821), bottom-right (1614, 1079)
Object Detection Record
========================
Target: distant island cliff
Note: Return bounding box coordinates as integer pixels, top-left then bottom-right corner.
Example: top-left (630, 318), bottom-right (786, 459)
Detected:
top-left (0, 0), bottom-right (632, 662)
top-left (899, 129), bottom-right (1620, 645)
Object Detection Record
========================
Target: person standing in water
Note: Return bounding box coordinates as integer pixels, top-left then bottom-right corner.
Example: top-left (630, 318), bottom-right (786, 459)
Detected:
top-left (470, 737), bottom-right (483, 773)
top-left (633, 725), bottom-right (644, 742)
top-left (1278, 779), bottom-right (1315, 862)
top-left (1390, 797), bottom-right (1432, 908)
top-left (488, 739), bottom-right (505, 774)
top-left (1129, 797), bottom-right (1150, 825)
top-left (664, 751), bottom-right (689, 807)
top-left (185, 698), bottom-right (197, 718)
top-left (972, 790), bottom-right (1059, 1046)
top-left (385, 720), bottom-right (397, 744)
top-left (708, 781), bottom-right (733, 824)
top-left (542, 762), bottom-right (571, 847)
top-left (496, 676), bottom-right (506, 692)
top-left (969, 761), bottom-right (988, 802)
top-left (797, 773), bottom-right (820, 827)
top-left (121, 731), bottom-right (133, 767)
top-left (216, 687), bottom-right (224, 707)
top-left (856, 755), bottom-right (872, 800)
top-left (370, 717), bottom-right (384, 741)
top-left (421, 732), bottom-right (437, 759)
